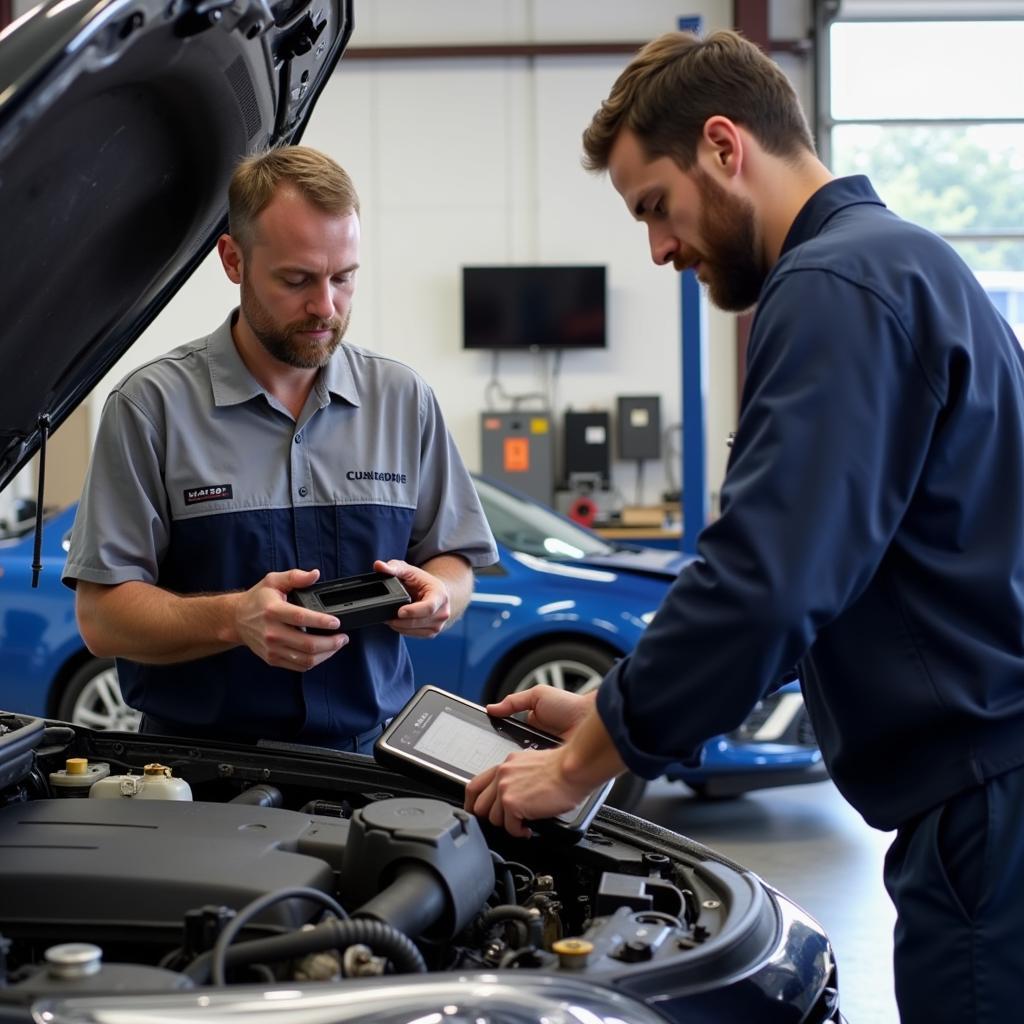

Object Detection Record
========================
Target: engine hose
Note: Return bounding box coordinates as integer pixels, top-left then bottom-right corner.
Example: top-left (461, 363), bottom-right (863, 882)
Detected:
top-left (353, 862), bottom-right (447, 938)
top-left (229, 784), bottom-right (283, 807)
top-left (480, 905), bottom-right (544, 948)
top-left (490, 852), bottom-right (517, 906)
top-left (186, 916), bottom-right (427, 984)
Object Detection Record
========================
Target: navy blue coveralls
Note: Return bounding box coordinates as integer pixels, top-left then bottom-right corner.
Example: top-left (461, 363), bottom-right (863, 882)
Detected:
top-left (597, 176), bottom-right (1024, 1023)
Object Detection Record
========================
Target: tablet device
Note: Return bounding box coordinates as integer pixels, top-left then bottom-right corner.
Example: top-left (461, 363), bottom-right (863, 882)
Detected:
top-left (288, 571), bottom-right (411, 633)
top-left (375, 685), bottom-right (612, 843)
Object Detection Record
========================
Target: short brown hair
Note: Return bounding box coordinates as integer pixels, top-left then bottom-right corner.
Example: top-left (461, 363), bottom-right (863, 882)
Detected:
top-left (228, 145), bottom-right (360, 251)
top-left (582, 29), bottom-right (814, 172)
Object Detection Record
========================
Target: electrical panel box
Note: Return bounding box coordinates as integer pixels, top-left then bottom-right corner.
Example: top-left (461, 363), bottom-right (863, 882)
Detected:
top-left (617, 395), bottom-right (661, 461)
top-left (564, 411), bottom-right (610, 486)
top-left (480, 411), bottom-right (554, 507)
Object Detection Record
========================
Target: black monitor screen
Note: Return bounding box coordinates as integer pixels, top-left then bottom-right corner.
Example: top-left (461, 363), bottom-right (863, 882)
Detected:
top-left (462, 265), bottom-right (606, 350)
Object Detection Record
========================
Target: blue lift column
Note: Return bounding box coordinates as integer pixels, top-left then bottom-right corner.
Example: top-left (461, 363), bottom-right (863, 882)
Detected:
top-left (681, 268), bottom-right (707, 555)
top-left (677, 13), bottom-right (707, 556)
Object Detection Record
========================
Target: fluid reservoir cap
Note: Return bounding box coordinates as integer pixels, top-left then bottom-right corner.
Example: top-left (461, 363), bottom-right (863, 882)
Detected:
top-left (50, 761), bottom-right (111, 791)
top-left (45, 943), bottom-right (102, 979)
top-left (144, 763), bottom-right (171, 777)
top-left (553, 938), bottom-right (593, 968)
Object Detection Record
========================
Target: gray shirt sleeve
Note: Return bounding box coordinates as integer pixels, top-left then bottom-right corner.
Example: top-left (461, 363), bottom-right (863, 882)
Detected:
top-left (407, 386), bottom-right (497, 569)
top-left (62, 388), bottom-right (170, 588)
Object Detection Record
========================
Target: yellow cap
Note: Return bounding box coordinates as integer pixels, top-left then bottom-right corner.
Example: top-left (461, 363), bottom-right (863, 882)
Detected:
top-left (552, 938), bottom-right (593, 968)
top-left (143, 763), bottom-right (171, 777)
top-left (65, 758), bottom-right (88, 776)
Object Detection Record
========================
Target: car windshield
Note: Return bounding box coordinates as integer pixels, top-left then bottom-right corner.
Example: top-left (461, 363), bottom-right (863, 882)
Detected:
top-left (474, 477), bottom-right (616, 561)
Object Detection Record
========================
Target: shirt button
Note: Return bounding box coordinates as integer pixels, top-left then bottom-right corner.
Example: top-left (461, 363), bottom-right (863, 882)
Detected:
top-left (298, 486), bottom-right (308, 497)
top-left (294, 434), bottom-right (302, 444)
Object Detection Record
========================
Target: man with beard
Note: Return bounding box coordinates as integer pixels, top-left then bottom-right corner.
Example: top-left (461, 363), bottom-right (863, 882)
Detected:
top-left (64, 146), bottom-right (496, 753)
top-left (466, 30), bottom-right (1024, 1024)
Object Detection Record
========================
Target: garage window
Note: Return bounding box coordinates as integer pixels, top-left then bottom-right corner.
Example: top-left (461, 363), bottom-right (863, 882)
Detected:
top-left (817, 4), bottom-right (1024, 341)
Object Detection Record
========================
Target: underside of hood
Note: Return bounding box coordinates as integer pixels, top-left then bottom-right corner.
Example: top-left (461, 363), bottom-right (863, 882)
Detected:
top-left (0, 0), bottom-right (353, 492)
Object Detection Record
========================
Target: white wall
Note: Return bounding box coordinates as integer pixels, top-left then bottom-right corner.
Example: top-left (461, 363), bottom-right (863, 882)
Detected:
top-left (88, 0), bottom-right (817, 512)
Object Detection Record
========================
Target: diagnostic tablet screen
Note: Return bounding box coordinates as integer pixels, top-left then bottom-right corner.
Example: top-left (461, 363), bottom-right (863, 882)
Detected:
top-left (414, 709), bottom-right (525, 777)
top-left (377, 687), bottom-right (609, 840)
top-left (381, 687), bottom-right (558, 784)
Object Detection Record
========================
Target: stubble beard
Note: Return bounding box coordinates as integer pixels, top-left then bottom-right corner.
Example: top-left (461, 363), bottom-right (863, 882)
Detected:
top-left (241, 278), bottom-right (350, 369)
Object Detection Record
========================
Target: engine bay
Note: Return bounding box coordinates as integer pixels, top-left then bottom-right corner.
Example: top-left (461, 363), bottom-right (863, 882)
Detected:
top-left (0, 710), bottom-right (792, 1007)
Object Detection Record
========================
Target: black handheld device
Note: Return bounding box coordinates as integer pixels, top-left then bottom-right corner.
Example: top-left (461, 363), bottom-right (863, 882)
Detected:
top-left (374, 685), bottom-right (612, 843)
top-left (288, 571), bottom-right (411, 633)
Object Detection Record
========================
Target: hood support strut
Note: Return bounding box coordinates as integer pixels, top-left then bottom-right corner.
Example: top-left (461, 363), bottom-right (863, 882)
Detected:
top-left (30, 414), bottom-right (49, 588)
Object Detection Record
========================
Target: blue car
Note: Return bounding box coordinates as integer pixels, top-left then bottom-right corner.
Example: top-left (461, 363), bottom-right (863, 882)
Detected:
top-left (0, 478), bottom-right (825, 802)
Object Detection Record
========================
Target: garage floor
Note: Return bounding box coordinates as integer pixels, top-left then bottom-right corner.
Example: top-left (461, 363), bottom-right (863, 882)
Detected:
top-left (637, 778), bottom-right (899, 1023)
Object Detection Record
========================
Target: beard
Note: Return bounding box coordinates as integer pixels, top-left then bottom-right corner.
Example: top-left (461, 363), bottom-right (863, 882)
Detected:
top-left (240, 275), bottom-right (350, 369)
top-left (683, 169), bottom-right (766, 313)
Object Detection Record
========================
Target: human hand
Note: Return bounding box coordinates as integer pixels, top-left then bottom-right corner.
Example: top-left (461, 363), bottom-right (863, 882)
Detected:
top-left (463, 745), bottom-right (591, 839)
top-left (484, 685), bottom-right (594, 740)
top-left (234, 568), bottom-right (348, 670)
top-left (373, 558), bottom-right (451, 637)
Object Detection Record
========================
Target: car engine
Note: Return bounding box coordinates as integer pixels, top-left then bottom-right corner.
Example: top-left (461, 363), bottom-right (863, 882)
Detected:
top-left (0, 712), bottom-right (839, 1022)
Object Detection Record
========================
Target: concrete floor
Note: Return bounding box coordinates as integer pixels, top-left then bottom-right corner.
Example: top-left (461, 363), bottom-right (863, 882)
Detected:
top-left (636, 778), bottom-right (899, 1024)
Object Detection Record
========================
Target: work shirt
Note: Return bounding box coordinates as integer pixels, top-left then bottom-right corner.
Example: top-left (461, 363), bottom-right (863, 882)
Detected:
top-left (63, 314), bottom-right (497, 745)
top-left (598, 176), bottom-right (1024, 831)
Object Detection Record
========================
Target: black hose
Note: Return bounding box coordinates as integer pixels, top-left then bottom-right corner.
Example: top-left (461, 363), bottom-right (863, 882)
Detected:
top-left (229, 784), bottom-right (283, 807)
top-left (42, 726), bottom-right (75, 745)
top-left (354, 862), bottom-right (447, 938)
top-left (503, 859), bottom-right (536, 898)
top-left (188, 916), bottom-right (427, 984)
top-left (207, 887), bottom-right (347, 986)
top-left (299, 799), bottom-right (350, 817)
top-left (490, 852), bottom-right (517, 905)
top-left (480, 905), bottom-right (544, 948)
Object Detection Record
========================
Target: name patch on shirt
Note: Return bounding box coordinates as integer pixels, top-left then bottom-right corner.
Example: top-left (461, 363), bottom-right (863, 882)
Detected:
top-left (184, 484), bottom-right (233, 505)
top-left (346, 470), bottom-right (407, 483)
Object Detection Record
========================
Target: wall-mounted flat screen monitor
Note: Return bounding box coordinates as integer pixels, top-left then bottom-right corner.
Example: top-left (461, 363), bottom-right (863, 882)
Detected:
top-left (462, 265), bottom-right (607, 350)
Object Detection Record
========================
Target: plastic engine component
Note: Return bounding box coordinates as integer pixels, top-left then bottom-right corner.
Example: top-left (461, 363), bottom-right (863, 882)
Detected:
top-left (339, 798), bottom-right (494, 939)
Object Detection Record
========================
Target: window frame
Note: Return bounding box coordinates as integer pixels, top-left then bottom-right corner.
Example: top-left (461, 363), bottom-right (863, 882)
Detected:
top-left (814, 2), bottom-right (1024, 252)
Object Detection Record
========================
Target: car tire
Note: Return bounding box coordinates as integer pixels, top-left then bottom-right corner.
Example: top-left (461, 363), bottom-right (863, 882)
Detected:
top-left (494, 641), bottom-right (618, 699)
top-left (492, 641), bottom-right (647, 813)
top-left (57, 658), bottom-right (142, 732)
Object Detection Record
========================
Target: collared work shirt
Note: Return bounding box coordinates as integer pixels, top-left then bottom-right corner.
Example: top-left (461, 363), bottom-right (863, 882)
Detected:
top-left (64, 314), bottom-right (497, 745)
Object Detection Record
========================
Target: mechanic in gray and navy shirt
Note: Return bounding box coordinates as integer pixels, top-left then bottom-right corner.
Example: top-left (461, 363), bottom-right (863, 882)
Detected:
top-left (467, 32), bottom-right (1024, 1024)
top-left (63, 146), bottom-right (497, 753)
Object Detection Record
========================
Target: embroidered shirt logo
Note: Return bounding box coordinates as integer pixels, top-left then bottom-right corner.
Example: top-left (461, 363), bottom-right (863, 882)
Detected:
top-left (184, 484), bottom-right (233, 506)
top-left (346, 470), bottom-right (408, 484)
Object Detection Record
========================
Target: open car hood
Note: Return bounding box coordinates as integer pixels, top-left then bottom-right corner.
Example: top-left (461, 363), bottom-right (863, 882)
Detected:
top-left (0, 0), bottom-right (353, 492)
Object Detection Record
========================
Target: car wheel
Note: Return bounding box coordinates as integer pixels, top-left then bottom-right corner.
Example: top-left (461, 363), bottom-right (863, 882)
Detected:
top-left (494, 641), bottom-right (617, 699)
top-left (493, 641), bottom-right (647, 812)
top-left (57, 658), bottom-right (142, 732)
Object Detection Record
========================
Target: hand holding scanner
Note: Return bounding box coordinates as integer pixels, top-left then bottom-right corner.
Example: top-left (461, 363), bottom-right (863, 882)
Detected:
top-left (374, 685), bottom-right (612, 843)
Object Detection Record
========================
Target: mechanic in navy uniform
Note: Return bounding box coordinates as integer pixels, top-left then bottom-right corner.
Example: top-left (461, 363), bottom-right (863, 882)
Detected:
top-left (466, 30), bottom-right (1024, 1024)
top-left (63, 145), bottom-right (497, 754)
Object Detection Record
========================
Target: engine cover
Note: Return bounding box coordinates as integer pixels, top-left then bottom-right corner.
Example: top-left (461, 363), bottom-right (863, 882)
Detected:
top-left (0, 799), bottom-right (351, 946)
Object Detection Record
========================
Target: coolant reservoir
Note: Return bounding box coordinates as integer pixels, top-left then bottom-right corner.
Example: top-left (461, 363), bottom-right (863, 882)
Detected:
top-left (89, 763), bottom-right (192, 801)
